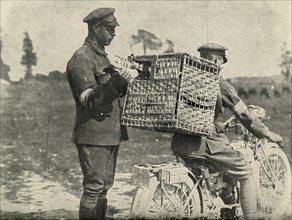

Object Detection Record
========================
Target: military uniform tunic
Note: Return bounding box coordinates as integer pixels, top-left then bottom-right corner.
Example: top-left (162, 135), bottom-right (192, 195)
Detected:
top-left (67, 37), bottom-right (127, 146)
top-left (66, 37), bottom-right (128, 210)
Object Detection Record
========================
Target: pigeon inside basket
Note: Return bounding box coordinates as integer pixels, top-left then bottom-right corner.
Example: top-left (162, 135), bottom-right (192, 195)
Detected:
top-left (116, 53), bottom-right (221, 136)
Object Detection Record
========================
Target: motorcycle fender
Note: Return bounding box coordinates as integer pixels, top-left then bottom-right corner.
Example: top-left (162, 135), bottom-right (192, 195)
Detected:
top-left (262, 142), bottom-right (279, 150)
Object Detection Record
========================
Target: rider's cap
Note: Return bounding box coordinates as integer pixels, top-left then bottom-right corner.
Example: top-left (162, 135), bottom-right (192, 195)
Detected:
top-left (197, 42), bottom-right (228, 63)
top-left (83, 7), bottom-right (120, 26)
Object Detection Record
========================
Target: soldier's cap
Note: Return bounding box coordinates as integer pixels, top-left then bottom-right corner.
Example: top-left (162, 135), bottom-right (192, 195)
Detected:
top-left (197, 42), bottom-right (228, 63)
top-left (83, 7), bottom-right (120, 27)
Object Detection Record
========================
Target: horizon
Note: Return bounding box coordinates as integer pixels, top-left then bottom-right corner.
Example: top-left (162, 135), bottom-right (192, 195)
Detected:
top-left (1, 1), bottom-right (291, 81)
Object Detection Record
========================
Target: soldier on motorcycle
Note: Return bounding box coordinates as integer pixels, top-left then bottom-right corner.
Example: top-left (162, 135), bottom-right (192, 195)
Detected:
top-left (171, 42), bottom-right (283, 220)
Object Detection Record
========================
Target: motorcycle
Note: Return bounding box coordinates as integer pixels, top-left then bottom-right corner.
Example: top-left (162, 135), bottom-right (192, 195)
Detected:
top-left (129, 105), bottom-right (291, 219)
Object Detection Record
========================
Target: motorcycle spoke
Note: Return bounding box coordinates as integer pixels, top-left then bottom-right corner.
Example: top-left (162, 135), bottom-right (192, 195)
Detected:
top-left (150, 183), bottom-right (195, 217)
top-left (277, 175), bottom-right (286, 184)
top-left (274, 166), bottom-right (285, 177)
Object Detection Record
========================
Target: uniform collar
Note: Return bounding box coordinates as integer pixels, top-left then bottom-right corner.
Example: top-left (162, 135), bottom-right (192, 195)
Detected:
top-left (84, 37), bottom-right (108, 56)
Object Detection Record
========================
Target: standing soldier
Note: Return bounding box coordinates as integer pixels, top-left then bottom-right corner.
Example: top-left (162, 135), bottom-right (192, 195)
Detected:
top-left (171, 42), bottom-right (283, 220)
top-left (66, 7), bottom-right (133, 219)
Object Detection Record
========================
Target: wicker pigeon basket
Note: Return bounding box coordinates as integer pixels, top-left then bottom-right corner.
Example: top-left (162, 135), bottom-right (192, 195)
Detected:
top-left (115, 53), bottom-right (221, 136)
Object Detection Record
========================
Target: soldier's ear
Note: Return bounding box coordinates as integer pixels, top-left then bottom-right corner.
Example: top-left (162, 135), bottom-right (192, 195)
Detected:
top-left (93, 23), bottom-right (100, 33)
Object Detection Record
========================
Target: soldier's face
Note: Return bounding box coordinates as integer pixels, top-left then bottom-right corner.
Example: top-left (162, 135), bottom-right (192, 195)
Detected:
top-left (95, 25), bottom-right (116, 46)
top-left (206, 54), bottom-right (224, 67)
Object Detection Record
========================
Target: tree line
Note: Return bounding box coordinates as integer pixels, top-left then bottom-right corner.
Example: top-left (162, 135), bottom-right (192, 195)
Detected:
top-left (0, 31), bottom-right (291, 83)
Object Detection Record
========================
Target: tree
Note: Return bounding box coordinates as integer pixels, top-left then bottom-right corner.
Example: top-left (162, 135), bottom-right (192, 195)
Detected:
top-left (21, 31), bottom-right (37, 80)
top-left (279, 42), bottom-right (292, 80)
top-left (0, 39), bottom-right (11, 82)
top-left (129, 29), bottom-right (162, 55)
top-left (163, 39), bottom-right (175, 53)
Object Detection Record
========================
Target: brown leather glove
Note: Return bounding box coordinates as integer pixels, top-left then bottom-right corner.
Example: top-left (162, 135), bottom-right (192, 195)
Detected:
top-left (108, 73), bottom-right (129, 88)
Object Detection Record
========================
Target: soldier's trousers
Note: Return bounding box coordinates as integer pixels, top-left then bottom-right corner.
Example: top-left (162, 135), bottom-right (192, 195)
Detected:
top-left (177, 147), bottom-right (257, 219)
top-left (76, 144), bottom-right (119, 209)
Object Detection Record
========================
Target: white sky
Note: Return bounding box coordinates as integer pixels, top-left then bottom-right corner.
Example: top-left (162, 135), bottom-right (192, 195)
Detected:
top-left (1, 0), bottom-right (291, 81)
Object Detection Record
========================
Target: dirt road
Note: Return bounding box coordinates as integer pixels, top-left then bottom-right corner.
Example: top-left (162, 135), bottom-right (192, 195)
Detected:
top-left (1, 143), bottom-right (291, 219)
top-left (0, 170), bottom-right (135, 219)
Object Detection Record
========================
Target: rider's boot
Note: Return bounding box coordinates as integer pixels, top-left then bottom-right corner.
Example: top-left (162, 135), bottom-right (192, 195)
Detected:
top-left (240, 177), bottom-right (257, 220)
top-left (220, 185), bottom-right (236, 204)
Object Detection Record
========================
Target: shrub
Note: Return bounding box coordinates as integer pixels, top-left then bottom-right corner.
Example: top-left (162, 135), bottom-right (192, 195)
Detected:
top-left (238, 87), bottom-right (249, 99)
top-left (248, 88), bottom-right (257, 97)
top-left (260, 88), bottom-right (270, 98)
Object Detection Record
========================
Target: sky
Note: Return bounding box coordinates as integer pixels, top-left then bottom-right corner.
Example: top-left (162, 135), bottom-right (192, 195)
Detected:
top-left (0, 0), bottom-right (291, 81)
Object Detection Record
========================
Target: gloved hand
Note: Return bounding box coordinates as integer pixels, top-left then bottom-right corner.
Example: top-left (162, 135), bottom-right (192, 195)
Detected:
top-left (267, 132), bottom-right (283, 147)
top-left (108, 72), bottom-right (128, 88)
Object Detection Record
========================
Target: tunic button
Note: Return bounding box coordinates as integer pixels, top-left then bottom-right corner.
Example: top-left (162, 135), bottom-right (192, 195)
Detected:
top-left (100, 112), bottom-right (104, 116)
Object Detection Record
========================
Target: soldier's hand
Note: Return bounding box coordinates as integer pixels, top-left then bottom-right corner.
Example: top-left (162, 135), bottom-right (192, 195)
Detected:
top-left (108, 72), bottom-right (128, 88)
top-left (214, 122), bottom-right (226, 133)
top-left (119, 69), bottom-right (139, 83)
top-left (267, 132), bottom-right (283, 147)
top-left (108, 69), bottom-right (138, 88)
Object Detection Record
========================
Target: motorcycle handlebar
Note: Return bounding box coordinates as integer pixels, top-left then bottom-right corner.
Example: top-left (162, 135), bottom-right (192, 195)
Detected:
top-left (223, 115), bottom-right (237, 129)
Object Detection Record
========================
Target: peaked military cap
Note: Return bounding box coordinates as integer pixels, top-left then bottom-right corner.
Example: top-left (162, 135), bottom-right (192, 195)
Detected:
top-left (197, 42), bottom-right (228, 63)
top-left (83, 7), bottom-right (120, 26)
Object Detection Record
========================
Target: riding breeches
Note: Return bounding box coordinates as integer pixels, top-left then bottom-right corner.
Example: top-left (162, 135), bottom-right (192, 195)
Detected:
top-left (76, 144), bottom-right (119, 209)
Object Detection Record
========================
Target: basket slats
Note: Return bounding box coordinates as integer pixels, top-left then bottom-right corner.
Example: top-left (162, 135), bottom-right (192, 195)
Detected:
top-left (119, 53), bottom-right (221, 136)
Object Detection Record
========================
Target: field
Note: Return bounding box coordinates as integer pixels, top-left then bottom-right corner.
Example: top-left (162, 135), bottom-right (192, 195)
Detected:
top-left (0, 77), bottom-right (291, 219)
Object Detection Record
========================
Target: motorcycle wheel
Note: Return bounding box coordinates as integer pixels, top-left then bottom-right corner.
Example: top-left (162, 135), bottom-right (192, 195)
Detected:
top-left (130, 174), bottom-right (201, 219)
top-left (255, 144), bottom-right (291, 218)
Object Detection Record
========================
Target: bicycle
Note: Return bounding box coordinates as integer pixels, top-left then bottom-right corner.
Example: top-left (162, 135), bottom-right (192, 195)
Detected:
top-left (129, 105), bottom-right (291, 219)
